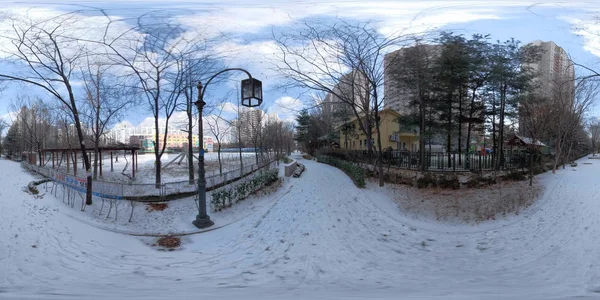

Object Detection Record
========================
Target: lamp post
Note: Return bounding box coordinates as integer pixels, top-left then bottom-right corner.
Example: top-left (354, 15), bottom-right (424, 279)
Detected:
top-left (193, 68), bottom-right (263, 229)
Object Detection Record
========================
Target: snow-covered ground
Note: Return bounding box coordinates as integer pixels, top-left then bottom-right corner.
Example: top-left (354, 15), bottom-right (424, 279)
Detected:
top-left (38, 163), bottom-right (288, 236)
top-left (49, 152), bottom-right (259, 184)
top-left (2, 154), bottom-right (600, 299)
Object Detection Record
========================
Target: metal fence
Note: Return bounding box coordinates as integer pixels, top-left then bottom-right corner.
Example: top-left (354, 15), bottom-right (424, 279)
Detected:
top-left (317, 149), bottom-right (533, 172)
top-left (163, 160), bottom-right (278, 198)
top-left (21, 158), bottom-right (278, 201)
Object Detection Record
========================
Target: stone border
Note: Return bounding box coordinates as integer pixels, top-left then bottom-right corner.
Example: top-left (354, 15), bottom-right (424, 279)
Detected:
top-left (284, 159), bottom-right (298, 177)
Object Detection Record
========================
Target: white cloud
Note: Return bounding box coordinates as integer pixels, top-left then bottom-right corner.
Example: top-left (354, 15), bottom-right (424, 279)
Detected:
top-left (268, 96), bottom-right (303, 123)
top-left (210, 40), bottom-right (281, 85)
top-left (561, 15), bottom-right (600, 58)
top-left (218, 102), bottom-right (239, 114)
top-left (4, 0), bottom-right (600, 127)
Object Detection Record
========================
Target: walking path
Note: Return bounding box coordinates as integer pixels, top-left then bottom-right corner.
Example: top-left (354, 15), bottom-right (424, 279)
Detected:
top-left (2, 155), bottom-right (600, 299)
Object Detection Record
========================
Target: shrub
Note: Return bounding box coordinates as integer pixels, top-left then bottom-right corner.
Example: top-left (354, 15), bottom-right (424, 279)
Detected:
top-left (282, 156), bottom-right (292, 164)
top-left (211, 168), bottom-right (280, 212)
top-left (416, 173), bottom-right (436, 189)
top-left (504, 171), bottom-right (526, 181)
top-left (316, 155), bottom-right (365, 188)
top-left (466, 176), bottom-right (497, 188)
top-left (302, 154), bottom-right (313, 160)
top-left (438, 175), bottom-right (460, 190)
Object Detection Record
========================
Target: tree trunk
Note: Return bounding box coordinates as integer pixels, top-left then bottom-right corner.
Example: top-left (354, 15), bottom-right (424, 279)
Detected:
top-left (491, 97), bottom-right (497, 170)
top-left (93, 142), bottom-right (99, 180)
top-left (497, 85), bottom-right (507, 171)
top-left (64, 81), bottom-right (93, 204)
top-left (373, 88), bottom-right (384, 187)
top-left (93, 76), bottom-right (101, 180)
top-left (238, 125), bottom-right (244, 176)
top-left (217, 139), bottom-right (222, 175)
top-left (457, 86), bottom-right (463, 166)
top-left (419, 104), bottom-right (426, 171)
top-left (446, 93), bottom-right (452, 167)
top-left (465, 89), bottom-right (477, 169)
top-left (553, 137), bottom-right (562, 174)
top-left (187, 83), bottom-right (195, 184)
top-left (154, 110), bottom-right (161, 187)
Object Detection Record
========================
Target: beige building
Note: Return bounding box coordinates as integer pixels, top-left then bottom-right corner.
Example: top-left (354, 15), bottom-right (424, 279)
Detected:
top-left (338, 108), bottom-right (418, 151)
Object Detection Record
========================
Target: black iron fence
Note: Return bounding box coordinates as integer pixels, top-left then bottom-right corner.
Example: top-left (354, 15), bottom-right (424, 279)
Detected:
top-left (317, 149), bottom-right (535, 172)
top-left (21, 158), bottom-right (278, 201)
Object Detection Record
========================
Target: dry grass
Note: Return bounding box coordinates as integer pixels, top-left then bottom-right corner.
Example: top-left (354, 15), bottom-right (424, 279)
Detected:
top-left (146, 203), bottom-right (168, 212)
top-left (390, 179), bottom-right (543, 224)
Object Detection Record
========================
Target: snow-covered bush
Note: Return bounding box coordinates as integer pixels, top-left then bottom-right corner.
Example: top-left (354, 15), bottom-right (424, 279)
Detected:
top-left (211, 169), bottom-right (279, 212)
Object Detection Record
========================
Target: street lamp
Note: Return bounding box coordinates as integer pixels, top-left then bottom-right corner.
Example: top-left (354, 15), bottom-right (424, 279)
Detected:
top-left (193, 69), bottom-right (263, 229)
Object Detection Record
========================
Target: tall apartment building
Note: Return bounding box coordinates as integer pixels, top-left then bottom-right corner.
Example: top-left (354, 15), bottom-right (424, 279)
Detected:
top-left (229, 108), bottom-right (266, 147)
top-left (383, 44), bottom-right (441, 115)
top-left (525, 40), bottom-right (575, 98)
top-left (520, 40), bottom-right (575, 137)
top-left (322, 69), bottom-right (369, 128)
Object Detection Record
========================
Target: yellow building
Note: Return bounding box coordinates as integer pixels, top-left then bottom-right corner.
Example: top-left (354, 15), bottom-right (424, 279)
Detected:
top-left (337, 108), bottom-right (419, 151)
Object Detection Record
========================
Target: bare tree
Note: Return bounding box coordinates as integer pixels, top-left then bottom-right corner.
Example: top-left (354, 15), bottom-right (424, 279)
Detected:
top-left (224, 90), bottom-right (245, 175)
top-left (589, 117), bottom-right (600, 156)
top-left (274, 20), bottom-right (412, 186)
top-left (0, 12), bottom-right (98, 204)
top-left (178, 56), bottom-right (223, 182)
top-left (550, 76), bottom-right (597, 172)
top-left (206, 103), bottom-right (231, 176)
top-left (263, 116), bottom-right (295, 161)
top-left (99, 13), bottom-right (217, 186)
top-left (80, 61), bottom-right (133, 179)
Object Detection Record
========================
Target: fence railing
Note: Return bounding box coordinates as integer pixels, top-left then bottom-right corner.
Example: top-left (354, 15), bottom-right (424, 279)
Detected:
top-left (21, 158), bottom-right (278, 201)
top-left (317, 149), bottom-right (534, 172)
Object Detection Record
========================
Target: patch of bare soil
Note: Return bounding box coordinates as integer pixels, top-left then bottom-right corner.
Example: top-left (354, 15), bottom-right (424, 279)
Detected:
top-left (146, 203), bottom-right (168, 212)
top-left (384, 178), bottom-right (544, 224)
top-left (154, 236), bottom-right (181, 250)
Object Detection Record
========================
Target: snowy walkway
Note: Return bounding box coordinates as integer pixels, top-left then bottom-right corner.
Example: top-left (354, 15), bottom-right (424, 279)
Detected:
top-left (2, 155), bottom-right (600, 299)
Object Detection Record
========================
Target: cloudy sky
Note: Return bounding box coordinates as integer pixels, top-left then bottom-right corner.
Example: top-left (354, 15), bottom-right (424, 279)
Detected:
top-left (2, 0), bottom-right (600, 130)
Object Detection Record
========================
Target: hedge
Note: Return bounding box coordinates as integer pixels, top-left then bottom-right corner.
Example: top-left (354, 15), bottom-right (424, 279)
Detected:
top-left (316, 155), bottom-right (365, 188)
top-left (211, 168), bottom-right (279, 212)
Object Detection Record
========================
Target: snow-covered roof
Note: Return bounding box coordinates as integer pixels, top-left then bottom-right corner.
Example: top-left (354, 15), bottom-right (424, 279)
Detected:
top-left (512, 135), bottom-right (547, 147)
